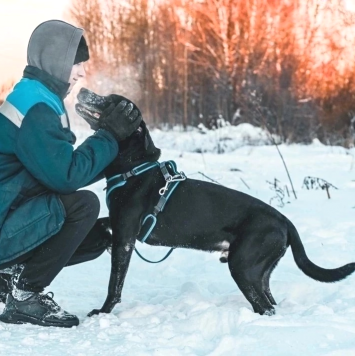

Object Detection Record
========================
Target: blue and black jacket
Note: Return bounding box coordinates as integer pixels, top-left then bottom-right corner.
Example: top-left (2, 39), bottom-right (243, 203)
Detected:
top-left (0, 66), bottom-right (118, 265)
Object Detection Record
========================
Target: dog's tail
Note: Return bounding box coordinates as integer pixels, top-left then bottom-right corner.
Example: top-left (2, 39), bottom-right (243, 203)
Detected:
top-left (288, 221), bottom-right (355, 282)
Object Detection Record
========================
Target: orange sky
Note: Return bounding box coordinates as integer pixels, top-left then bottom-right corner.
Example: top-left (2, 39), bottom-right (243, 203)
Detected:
top-left (0, 0), bottom-right (70, 84)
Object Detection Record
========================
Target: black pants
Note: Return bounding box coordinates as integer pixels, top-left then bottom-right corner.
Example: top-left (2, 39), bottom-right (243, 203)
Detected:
top-left (2, 190), bottom-right (111, 293)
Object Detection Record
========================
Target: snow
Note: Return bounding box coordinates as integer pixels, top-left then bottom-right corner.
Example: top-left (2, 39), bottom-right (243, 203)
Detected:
top-left (151, 122), bottom-right (276, 154)
top-left (1, 123), bottom-right (355, 355)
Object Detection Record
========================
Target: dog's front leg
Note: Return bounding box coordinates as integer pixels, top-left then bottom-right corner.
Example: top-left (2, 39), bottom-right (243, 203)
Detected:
top-left (88, 230), bottom-right (135, 317)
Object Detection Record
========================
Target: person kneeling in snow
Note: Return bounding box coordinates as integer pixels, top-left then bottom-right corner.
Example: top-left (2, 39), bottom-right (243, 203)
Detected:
top-left (0, 20), bottom-right (141, 328)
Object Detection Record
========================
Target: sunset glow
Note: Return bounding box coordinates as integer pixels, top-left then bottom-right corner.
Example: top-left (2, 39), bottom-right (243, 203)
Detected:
top-left (2, 0), bottom-right (355, 144)
top-left (344, 0), bottom-right (355, 11)
top-left (0, 0), bottom-right (69, 83)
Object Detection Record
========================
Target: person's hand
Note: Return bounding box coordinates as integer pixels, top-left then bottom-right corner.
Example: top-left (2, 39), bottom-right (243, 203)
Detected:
top-left (75, 88), bottom-right (142, 141)
top-left (99, 98), bottom-right (142, 141)
top-left (84, 115), bottom-right (100, 131)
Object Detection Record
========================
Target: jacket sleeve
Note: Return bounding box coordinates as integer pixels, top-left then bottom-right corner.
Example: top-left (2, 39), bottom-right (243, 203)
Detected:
top-left (15, 103), bottom-right (119, 194)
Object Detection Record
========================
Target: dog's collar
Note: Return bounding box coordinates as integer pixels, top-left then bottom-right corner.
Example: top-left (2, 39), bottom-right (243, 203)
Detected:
top-left (105, 161), bottom-right (160, 203)
top-left (105, 160), bottom-right (186, 207)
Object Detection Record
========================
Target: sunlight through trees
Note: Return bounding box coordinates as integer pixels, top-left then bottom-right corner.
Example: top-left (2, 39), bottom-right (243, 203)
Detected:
top-left (67, 0), bottom-right (355, 145)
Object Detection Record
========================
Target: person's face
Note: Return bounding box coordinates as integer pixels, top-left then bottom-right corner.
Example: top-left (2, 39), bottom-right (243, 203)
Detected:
top-left (68, 62), bottom-right (86, 93)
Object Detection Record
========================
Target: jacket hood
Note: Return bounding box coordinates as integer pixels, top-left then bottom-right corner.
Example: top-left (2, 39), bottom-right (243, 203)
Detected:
top-left (27, 20), bottom-right (84, 84)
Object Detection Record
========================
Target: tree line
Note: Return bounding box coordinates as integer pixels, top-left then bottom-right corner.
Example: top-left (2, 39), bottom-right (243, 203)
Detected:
top-left (65, 0), bottom-right (355, 145)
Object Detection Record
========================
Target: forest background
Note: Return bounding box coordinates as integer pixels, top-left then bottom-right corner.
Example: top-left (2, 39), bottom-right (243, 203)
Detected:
top-left (2, 0), bottom-right (355, 146)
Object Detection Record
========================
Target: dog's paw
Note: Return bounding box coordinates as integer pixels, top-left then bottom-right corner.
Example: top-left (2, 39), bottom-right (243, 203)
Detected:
top-left (263, 308), bottom-right (276, 316)
top-left (87, 309), bottom-right (102, 317)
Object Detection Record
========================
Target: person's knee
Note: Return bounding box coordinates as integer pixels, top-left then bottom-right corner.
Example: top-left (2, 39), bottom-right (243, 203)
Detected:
top-left (75, 190), bottom-right (100, 218)
top-left (60, 190), bottom-right (100, 222)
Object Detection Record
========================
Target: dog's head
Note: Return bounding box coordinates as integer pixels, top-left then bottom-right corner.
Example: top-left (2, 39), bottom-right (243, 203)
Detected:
top-left (76, 87), bottom-right (130, 120)
top-left (76, 88), bottom-right (161, 175)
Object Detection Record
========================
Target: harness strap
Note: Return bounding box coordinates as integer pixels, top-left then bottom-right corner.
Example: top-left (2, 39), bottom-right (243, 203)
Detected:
top-left (105, 160), bottom-right (186, 263)
top-left (140, 215), bottom-right (157, 243)
top-left (153, 181), bottom-right (180, 216)
top-left (137, 161), bottom-right (185, 242)
top-left (160, 161), bottom-right (172, 180)
top-left (106, 161), bottom-right (159, 206)
top-left (137, 180), bottom-right (181, 243)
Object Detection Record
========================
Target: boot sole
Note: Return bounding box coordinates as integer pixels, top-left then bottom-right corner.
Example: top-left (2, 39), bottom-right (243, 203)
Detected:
top-left (0, 311), bottom-right (79, 328)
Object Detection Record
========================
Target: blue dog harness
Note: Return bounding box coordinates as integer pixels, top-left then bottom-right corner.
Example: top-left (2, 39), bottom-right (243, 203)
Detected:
top-left (105, 160), bottom-right (186, 263)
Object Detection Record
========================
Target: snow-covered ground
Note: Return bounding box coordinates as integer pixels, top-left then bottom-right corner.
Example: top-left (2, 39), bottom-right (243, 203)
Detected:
top-left (1, 124), bottom-right (355, 356)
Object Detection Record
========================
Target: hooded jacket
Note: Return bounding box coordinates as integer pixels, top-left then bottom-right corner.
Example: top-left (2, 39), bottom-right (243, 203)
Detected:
top-left (0, 20), bottom-right (118, 266)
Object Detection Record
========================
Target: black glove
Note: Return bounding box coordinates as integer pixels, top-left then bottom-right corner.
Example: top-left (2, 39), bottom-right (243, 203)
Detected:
top-left (98, 98), bottom-right (142, 141)
top-left (84, 115), bottom-right (101, 131)
top-left (76, 88), bottom-right (143, 140)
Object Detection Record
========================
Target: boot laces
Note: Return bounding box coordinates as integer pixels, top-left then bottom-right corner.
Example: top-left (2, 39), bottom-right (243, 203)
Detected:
top-left (39, 292), bottom-right (77, 319)
top-left (39, 292), bottom-right (61, 312)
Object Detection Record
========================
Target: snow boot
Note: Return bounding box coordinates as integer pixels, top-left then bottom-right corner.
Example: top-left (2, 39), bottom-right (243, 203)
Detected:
top-left (0, 274), bottom-right (11, 303)
top-left (0, 265), bottom-right (21, 303)
top-left (0, 291), bottom-right (79, 328)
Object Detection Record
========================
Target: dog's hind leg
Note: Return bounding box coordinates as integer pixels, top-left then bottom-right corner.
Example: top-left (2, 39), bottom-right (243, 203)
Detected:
top-left (229, 267), bottom-right (275, 315)
top-left (227, 231), bottom-right (287, 315)
top-left (262, 268), bottom-right (277, 306)
top-left (228, 255), bottom-right (275, 315)
top-left (261, 248), bottom-right (286, 306)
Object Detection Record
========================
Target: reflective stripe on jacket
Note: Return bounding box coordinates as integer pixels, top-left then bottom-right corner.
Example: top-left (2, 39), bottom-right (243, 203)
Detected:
top-left (0, 73), bottom-right (118, 265)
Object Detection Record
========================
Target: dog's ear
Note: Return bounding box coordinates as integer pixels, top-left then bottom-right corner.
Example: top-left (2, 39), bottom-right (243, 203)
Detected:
top-left (138, 120), bottom-right (161, 159)
top-left (139, 120), bottom-right (149, 150)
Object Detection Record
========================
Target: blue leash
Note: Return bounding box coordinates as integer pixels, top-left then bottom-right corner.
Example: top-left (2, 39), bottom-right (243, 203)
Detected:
top-left (106, 161), bottom-right (186, 263)
top-left (134, 246), bottom-right (175, 263)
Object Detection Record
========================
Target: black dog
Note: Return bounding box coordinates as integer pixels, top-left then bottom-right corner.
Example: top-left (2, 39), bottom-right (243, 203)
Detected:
top-left (76, 88), bottom-right (355, 317)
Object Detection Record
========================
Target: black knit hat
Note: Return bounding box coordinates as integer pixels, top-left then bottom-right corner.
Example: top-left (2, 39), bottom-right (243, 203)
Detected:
top-left (74, 36), bottom-right (89, 64)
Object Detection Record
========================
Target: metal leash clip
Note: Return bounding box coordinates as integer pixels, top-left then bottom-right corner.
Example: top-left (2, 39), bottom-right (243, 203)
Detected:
top-left (159, 172), bottom-right (186, 195)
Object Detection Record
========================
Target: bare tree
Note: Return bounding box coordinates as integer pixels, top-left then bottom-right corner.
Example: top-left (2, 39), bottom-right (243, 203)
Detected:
top-left (66, 0), bottom-right (355, 145)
